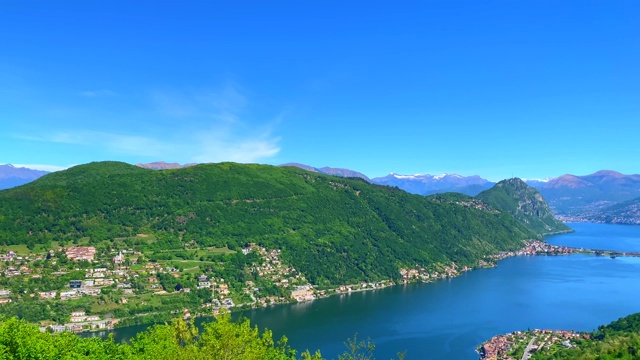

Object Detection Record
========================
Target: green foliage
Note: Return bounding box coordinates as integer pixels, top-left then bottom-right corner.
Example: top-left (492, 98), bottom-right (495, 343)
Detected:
top-left (532, 313), bottom-right (640, 360)
top-left (0, 315), bottom-right (304, 359)
top-left (0, 162), bottom-right (536, 286)
top-left (0, 315), bottom-right (413, 360)
top-left (476, 178), bottom-right (571, 236)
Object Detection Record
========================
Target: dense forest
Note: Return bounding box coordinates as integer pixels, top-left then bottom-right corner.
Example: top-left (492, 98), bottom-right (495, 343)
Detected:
top-left (533, 313), bottom-right (640, 359)
top-left (0, 162), bottom-right (543, 286)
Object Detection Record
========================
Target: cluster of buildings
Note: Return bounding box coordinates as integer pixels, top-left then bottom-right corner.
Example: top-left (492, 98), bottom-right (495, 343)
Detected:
top-left (399, 262), bottom-right (468, 284)
top-left (0, 289), bottom-right (11, 304)
top-left (65, 246), bottom-right (97, 261)
top-left (41, 311), bottom-right (118, 333)
top-left (479, 329), bottom-right (587, 360)
top-left (334, 280), bottom-right (390, 294)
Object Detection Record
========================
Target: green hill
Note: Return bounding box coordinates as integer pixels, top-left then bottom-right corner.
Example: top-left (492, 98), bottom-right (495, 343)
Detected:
top-left (0, 161), bottom-right (535, 286)
top-left (532, 313), bottom-right (640, 360)
top-left (476, 178), bottom-right (571, 237)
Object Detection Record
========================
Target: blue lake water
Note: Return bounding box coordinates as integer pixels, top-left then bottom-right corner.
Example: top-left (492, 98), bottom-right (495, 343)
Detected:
top-left (99, 223), bottom-right (640, 359)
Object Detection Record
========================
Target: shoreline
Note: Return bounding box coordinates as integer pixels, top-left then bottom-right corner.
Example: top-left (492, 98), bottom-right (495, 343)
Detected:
top-left (83, 232), bottom-right (605, 335)
top-left (107, 237), bottom-right (565, 332)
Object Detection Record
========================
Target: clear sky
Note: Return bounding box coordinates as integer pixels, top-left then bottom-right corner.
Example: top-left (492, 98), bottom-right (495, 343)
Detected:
top-left (1, 1), bottom-right (638, 181)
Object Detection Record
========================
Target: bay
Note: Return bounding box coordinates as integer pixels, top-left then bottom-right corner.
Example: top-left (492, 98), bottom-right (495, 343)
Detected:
top-left (91, 223), bottom-right (640, 359)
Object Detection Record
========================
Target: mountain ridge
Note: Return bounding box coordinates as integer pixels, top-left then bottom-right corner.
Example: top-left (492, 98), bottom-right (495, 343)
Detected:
top-left (371, 172), bottom-right (495, 196)
top-left (0, 161), bottom-right (538, 286)
top-left (279, 163), bottom-right (371, 181)
top-left (538, 170), bottom-right (640, 218)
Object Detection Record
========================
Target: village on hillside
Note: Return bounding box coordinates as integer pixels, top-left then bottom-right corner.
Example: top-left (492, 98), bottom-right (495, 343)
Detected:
top-left (1, 236), bottom-right (625, 333)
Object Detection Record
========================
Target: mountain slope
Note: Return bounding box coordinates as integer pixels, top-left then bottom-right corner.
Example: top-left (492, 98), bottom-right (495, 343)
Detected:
top-left (477, 178), bottom-right (571, 236)
top-left (587, 197), bottom-right (640, 225)
top-left (531, 313), bottom-right (640, 359)
top-left (0, 164), bottom-right (49, 190)
top-left (0, 161), bottom-right (534, 286)
top-left (279, 163), bottom-right (371, 181)
top-left (539, 170), bottom-right (640, 216)
top-left (371, 173), bottom-right (494, 196)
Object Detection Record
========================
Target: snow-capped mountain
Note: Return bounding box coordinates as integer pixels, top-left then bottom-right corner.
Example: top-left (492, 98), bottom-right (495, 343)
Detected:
top-left (370, 173), bottom-right (494, 196)
top-left (523, 177), bottom-right (556, 188)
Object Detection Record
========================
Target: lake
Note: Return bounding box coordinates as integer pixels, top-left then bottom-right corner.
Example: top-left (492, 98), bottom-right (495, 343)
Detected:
top-left (90, 222), bottom-right (640, 359)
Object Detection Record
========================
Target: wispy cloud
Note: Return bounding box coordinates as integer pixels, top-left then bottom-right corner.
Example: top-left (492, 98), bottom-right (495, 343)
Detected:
top-left (24, 130), bottom-right (174, 158)
top-left (150, 84), bottom-right (282, 163)
top-left (18, 85), bottom-right (283, 164)
top-left (79, 89), bottom-right (117, 97)
top-left (192, 123), bottom-right (281, 163)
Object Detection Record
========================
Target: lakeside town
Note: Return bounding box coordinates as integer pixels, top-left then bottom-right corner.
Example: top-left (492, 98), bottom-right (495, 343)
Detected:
top-left (0, 239), bottom-right (398, 333)
top-left (1, 237), bottom-right (636, 334)
top-left (478, 329), bottom-right (589, 360)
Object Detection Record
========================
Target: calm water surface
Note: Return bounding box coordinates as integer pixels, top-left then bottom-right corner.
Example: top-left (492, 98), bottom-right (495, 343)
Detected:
top-left (95, 223), bottom-right (640, 359)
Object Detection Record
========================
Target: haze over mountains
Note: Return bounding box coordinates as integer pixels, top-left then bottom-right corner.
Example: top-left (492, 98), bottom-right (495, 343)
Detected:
top-left (535, 170), bottom-right (640, 222)
top-left (0, 164), bottom-right (49, 190)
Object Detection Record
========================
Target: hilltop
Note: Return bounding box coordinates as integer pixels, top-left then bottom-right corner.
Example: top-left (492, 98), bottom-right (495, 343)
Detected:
top-left (477, 178), bottom-right (571, 236)
top-left (0, 161), bottom-right (536, 286)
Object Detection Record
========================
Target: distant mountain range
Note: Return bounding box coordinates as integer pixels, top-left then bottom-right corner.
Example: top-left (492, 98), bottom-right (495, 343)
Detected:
top-left (0, 164), bottom-right (49, 190)
top-left (281, 163), bottom-right (495, 196)
top-left (371, 173), bottom-right (495, 196)
top-left (278, 165), bottom-right (640, 224)
top-left (533, 170), bottom-right (640, 219)
top-left (279, 163), bottom-right (371, 181)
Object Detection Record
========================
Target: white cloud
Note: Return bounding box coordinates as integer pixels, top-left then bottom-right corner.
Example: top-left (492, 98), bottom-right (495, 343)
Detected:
top-left (17, 86), bottom-right (283, 164)
top-left (193, 128), bottom-right (281, 163)
top-left (151, 85), bottom-right (282, 163)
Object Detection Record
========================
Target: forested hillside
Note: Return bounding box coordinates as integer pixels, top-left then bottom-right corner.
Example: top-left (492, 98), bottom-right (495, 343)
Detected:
top-left (533, 313), bottom-right (640, 359)
top-left (0, 162), bottom-right (535, 286)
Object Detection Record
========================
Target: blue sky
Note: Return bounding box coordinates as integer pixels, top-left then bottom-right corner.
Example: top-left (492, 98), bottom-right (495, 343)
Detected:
top-left (1, 1), bottom-right (638, 181)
